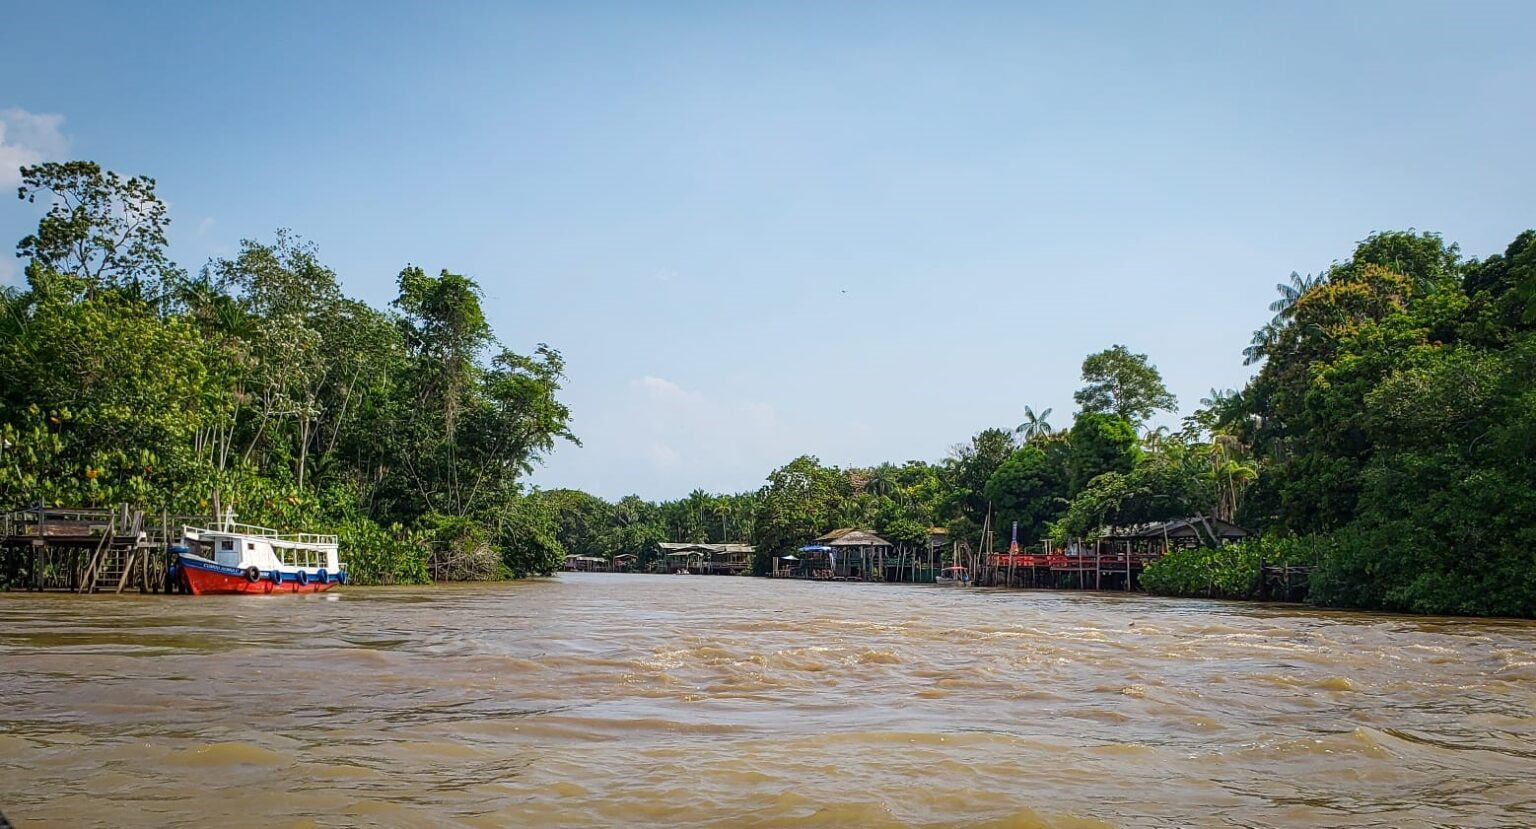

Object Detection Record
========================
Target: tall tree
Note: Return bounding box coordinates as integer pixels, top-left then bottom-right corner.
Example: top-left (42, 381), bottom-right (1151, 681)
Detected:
top-left (1014, 405), bottom-right (1054, 444)
top-left (15, 161), bottom-right (178, 301)
top-left (393, 266), bottom-right (494, 443)
top-left (1073, 345), bottom-right (1177, 426)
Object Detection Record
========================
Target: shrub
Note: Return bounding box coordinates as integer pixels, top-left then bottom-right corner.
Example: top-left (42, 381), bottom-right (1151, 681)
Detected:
top-left (1142, 536), bottom-right (1317, 600)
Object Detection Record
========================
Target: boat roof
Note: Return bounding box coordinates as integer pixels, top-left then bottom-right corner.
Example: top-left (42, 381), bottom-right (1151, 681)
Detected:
top-left (186, 522), bottom-right (338, 548)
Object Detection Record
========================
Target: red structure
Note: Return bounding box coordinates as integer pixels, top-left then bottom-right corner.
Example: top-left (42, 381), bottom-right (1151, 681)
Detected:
top-left (982, 517), bottom-right (1250, 590)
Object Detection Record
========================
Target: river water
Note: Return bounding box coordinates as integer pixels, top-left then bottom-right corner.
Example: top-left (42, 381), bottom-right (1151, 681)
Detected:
top-left (2, 574), bottom-right (1534, 828)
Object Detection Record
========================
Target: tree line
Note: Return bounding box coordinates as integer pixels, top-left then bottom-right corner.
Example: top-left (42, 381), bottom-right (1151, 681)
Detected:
top-left (535, 345), bottom-right (1245, 577)
top-left (537, 229), bottom-right (1536, 618)
top-left (5, 161), bottom-right (1533, 615)
top-left (2, 161), bottom-right (576, 582)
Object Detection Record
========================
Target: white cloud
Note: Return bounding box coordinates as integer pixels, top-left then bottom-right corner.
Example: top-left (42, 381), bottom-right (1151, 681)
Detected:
top-left (634, 375), bottom-right (703, 403)
top-left (737, 400), bottom-right (778, 430)
top-left (625, 375), bottom-right (786, 481)
top-left (196, 217), bottom-right (215, 237)
top-left (0, 107), bottom-right (68, 188)
top-left (648, 442), bottom-right (680, 469)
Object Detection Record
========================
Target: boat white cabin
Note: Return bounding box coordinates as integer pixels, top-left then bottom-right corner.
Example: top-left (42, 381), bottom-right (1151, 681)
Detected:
top-left (175, 515), bottom-right (346, 594)
top-left (184, 523), bottom-right (341, 572)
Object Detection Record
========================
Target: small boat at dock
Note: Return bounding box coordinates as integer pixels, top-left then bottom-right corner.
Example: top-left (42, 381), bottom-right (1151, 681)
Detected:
top-left (172, 520), bottom-right (345, 595)
top-left (935, 566), bottom-right (970, 587)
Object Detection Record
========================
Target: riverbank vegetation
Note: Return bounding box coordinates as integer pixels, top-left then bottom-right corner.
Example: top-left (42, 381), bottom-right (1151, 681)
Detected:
top-left (534, 228), bottom-right (1536, 617)
top-left (2, 161), bottom-right (576, 583)
top-left (5, 161), bottom-right (1533, 614)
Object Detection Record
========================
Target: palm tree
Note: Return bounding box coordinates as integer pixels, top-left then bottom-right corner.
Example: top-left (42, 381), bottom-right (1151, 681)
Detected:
top-left (1246, 272), bottom-right (1326, 366)
top-left (1243, 320), bottom-right (1284, 366)
top-left (681, 489), bottom-right (710, 542)
top-left (713, 500), bottom-right (733, 542)
top-left (863, 464), bottom-right (904, 502)
top-left (1269, 271), bottom-right (1324, 321)
top-left (1200, 388), bottom-right (1234, 409)
top-left (1014, 406), bottom-right (1054, 444)
top-left (1205, 432), bottom-right (1256, 520)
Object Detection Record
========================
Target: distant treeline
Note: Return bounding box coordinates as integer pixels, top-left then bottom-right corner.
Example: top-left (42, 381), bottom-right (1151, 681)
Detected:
top-left (533, 228), bottom-right (1536, 618)
top-left (4, 161), bottom-right (1534, 614)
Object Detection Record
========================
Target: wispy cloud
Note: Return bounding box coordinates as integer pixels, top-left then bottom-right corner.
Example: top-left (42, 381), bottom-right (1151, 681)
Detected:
top-left (648, 441), bottom-right (680, 469)
top-left (0, 107), bottom-right (68, 188)
top-left (634, 374), bottom-right (703, 404)
top-left (623, 375), bottom-right (784, 480)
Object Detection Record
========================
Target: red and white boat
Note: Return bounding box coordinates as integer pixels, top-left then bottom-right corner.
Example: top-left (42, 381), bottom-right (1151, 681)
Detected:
top-left (172, 517), bottom-right (346, 595)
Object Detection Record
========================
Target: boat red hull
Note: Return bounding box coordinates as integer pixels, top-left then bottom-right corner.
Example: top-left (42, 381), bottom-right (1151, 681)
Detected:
top-left (178, 558), bottom-right (338, 595)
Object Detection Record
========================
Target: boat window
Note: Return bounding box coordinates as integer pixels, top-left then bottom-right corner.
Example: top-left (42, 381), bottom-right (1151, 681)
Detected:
top-left (247, 542), bottom-right (255, 550)
top-left (221, 539), bottom-right (233, 551)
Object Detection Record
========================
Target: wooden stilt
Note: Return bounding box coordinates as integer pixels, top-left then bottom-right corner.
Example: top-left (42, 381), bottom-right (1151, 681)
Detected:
top-left (1094, 538), bottom-right (1101, 591)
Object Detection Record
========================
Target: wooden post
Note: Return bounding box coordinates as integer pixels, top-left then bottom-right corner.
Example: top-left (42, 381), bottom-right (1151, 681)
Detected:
top-left (1094, 538), bottom-right (1102, 590)
top-left (79, 527), bottom-right (113, 594)
top-left (115, 548), bottom-right (136, 594)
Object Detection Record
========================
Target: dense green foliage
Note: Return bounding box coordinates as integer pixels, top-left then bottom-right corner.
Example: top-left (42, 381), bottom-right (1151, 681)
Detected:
top-left (1066, 412), bottom-right (1139, 495)
top-left (7, 160), bottom-right (1532, 615)
top-left (532, 231), bottom-right (1536, 618)
top-left (1142, 537), bottom-right (1315, 600)
top-left (1229, 230), bottom-right (1536, 615)
top-left (2, 162), bottom-right (575, 583)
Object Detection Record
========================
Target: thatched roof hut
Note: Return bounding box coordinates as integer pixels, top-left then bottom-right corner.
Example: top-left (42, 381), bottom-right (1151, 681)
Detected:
top-left (656, 542), bottom-right (755, 574)
top-left (825, 530), bottom-right (892, 548)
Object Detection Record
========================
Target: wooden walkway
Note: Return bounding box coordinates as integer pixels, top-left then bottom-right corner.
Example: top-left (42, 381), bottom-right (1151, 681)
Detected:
top-left (1, 506), bottom-right (209, 593)
top-left (968, 551), bottom-right (1316, 601)
top-left (976, 552), bottom-right (1160, 590)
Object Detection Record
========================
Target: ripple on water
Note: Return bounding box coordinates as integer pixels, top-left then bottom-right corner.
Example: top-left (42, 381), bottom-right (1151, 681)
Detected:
top-left (165, 741), bottom-right (294, 768)
top-left (1, 574), bottom-right (1535, 829)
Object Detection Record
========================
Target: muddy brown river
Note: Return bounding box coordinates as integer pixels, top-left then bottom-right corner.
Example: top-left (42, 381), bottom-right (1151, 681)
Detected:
top-left (2, 574), bottom-right (1534, 828)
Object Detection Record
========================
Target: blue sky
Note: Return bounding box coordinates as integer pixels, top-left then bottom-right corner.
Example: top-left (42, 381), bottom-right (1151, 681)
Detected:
top-left (3, 2), bottom-right (1533, 500)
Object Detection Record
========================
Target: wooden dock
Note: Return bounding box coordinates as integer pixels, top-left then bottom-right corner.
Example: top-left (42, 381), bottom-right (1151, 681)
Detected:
top-left (973, 551), bottom-right (1315, 601)
top-left (1, 505), bottom-right (210, 593)
top-left (1258, 561), bottom-right (1314, 602)
top-left (977, 551), bottom-right (1159, 591)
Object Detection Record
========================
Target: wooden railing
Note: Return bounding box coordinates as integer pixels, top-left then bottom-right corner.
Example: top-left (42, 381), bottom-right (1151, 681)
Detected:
top-left (186, 521), bottom-right (338, 546)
